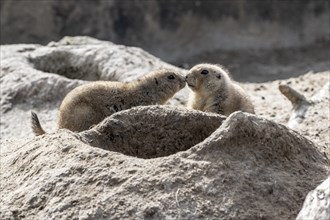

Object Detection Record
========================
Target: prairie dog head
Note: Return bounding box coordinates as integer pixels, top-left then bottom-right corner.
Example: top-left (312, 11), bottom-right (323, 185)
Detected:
top-left (135, 69), bottom-right (186, 104)
top-left (144, 69), bottom-right (186, 92)
top-left (186, 63), bottom-right (231, 94)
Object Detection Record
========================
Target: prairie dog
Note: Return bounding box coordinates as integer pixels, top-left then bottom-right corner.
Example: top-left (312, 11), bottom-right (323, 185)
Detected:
top-left (32, 69), bottom-right (186, 135)
top-left (186, 63), bottom-right (255, 116)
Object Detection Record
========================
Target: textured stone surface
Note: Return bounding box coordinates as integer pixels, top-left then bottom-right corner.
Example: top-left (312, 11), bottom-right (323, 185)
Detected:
top-left (1, 112), bottom-right (328, 220)
top-left (80, 105), bottom-right (226, 158)
top-left (296, 176), bottom-right (330, 220)
top-left (1, 37), bottom-right (329, 219)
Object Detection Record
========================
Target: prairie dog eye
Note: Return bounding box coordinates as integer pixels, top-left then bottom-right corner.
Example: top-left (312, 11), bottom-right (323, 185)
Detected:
top-left (201, 69), bottom-right (209, 75)
top-left (167, 75), bottom-right (175, 80)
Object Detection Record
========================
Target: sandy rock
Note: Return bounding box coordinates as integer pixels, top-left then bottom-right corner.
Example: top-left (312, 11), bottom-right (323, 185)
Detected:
top-left (27, 36), bottom-right (182, 82)
top-left (296, 176), bottom-right (330, 220)
top-left (0, 36), bottom-right (188, 139)
top-left (0, 111), bottom-right (328, 220)
top-left (80, 105), bottom-right (226, 158)
top-left (1, 37), bottom-right (329, 220)
top-left (244, 71), bottom-right (330, 158)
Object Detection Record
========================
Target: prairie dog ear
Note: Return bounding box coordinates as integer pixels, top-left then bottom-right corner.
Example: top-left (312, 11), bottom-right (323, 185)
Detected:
top-left (215, 64), bottom-right (232, 79)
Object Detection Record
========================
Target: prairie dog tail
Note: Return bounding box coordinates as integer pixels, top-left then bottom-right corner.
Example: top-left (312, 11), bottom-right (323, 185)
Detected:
top-left (31, 112), bottom-right (46, 136)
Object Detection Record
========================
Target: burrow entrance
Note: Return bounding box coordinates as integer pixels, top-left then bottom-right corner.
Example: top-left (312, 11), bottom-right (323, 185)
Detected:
top-left (80, 106), bottom-right (226, 159)
top-left (28, 50), bottom-right (118, 81)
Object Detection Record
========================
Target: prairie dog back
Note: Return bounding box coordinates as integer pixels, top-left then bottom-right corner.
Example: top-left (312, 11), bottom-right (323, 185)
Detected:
top-left (31, 69), bottom-right (186, 135)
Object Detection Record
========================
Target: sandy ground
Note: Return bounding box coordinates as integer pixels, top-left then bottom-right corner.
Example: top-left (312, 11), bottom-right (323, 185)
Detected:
top-left (0, 39), bottom-right (329, 220)
top-left (242, 71), bottom-right (329, 157)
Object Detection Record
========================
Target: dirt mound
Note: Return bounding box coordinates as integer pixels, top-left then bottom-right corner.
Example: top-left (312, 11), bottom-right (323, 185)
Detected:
top-left (80, 105), bottom-right (226, 158)
top-left (1, 37), bottom-right (329, 219)
top-left (1, 111), bottom-right (328, 219)
top-left (296, 176), bottom-right (330, 220)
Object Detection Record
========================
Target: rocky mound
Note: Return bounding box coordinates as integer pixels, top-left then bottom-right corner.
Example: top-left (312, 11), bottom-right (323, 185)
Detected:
top-left (296, 176), bottom-right (330, 220)
top-left (1, 37), bottom-right (329, 219)
top-left (1, 110), bottom-right (328, 219)
top-left (80, 105), bottom-right (226, 159)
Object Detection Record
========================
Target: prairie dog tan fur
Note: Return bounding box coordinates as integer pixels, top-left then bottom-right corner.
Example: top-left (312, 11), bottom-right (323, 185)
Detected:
top-left (32, 69), bottom-right (186, 135)
top-left (186, 63), bottom-right (255, 116)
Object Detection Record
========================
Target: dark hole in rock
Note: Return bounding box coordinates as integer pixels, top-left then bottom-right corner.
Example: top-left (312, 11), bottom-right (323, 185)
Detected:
top-left (79, 106), bottom-right (226, 159)
top-left (28, 50), bottom-right (111, 81)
